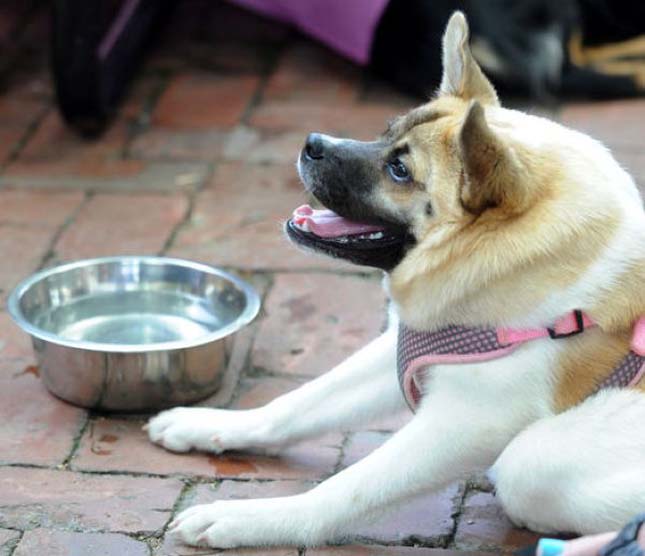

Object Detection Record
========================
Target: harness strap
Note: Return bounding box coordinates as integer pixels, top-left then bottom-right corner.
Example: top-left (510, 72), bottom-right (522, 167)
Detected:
top-left (398, 311), bottom-right (645, 412)
top-left (497, 310), bottom-right (594, 345)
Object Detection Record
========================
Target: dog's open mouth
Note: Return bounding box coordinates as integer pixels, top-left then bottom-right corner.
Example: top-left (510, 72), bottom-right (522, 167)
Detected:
top-left (286, 204), bottom-right (412, 270)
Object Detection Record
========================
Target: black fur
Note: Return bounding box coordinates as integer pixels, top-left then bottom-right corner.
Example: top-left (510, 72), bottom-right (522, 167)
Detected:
top-left (288, 134), bottom-right (413, 271)
top-left (299, 134), bottom-right (403, 229)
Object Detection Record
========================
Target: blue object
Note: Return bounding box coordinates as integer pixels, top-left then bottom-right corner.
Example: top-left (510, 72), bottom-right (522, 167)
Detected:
top-left (538, 538), bottom-right (566, 556)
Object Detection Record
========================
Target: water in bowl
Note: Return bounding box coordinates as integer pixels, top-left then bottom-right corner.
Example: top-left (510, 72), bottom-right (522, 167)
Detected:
top-left (34, 289), bottom-right (226, 346)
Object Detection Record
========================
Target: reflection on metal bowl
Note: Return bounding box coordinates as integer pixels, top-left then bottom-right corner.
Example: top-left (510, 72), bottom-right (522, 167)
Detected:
top-left (8, 256), bottom-right (260, 412)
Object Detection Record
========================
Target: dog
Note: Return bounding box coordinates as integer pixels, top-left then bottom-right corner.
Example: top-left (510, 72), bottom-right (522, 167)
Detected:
top-left (146, 12), bottom-right (645, 549)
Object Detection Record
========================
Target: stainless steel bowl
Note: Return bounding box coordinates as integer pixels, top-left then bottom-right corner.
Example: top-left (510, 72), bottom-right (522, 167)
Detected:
top-left (8, 256), bottom-right (260, 412)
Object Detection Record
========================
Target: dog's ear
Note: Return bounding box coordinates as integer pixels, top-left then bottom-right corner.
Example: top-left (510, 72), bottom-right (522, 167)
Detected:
top-left (459, 101), bottom-right (529, 215)
top-left (439, 12), bottom-right (499, 106)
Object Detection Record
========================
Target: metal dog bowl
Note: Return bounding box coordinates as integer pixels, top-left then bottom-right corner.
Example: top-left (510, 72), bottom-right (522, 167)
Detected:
top-left (8, 256), bottom-right (260, 412)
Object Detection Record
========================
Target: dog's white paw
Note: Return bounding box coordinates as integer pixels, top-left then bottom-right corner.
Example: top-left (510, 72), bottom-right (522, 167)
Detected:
top-left (169, 499), bottom-right (311, 548)
top-left (145, 407), bottom-right (267, 453)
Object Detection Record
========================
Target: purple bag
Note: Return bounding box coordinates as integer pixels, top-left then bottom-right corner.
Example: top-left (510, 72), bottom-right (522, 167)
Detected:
top-left (228, 0), bottom-right (390, 65)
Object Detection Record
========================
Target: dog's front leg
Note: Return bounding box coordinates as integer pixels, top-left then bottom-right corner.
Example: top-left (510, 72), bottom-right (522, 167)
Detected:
top-left (147, 326), bottom-right (405, 453)
top-left (170, 394), bottom-right (521, 548)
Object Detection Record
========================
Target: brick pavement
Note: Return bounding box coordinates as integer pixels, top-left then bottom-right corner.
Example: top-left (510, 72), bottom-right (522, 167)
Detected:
top-left (0, 1), bottom-right (643, 555)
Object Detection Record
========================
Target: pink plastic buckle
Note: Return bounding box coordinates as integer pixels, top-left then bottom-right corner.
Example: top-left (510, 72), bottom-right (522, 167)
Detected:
top-left (548, 310), bottom-right (586, 339)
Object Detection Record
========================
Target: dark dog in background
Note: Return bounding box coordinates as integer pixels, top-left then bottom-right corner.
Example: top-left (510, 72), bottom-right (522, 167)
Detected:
top-left (371, 0), bottom-right (644, 100)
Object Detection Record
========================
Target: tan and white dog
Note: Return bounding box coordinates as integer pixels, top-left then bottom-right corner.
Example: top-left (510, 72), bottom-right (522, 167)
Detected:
top-left (146, 12), bottom-right (645, 549)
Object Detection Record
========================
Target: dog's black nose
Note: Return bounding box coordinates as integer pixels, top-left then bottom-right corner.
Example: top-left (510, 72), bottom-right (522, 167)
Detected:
top-left (304, 133), bottom-right (325, 160)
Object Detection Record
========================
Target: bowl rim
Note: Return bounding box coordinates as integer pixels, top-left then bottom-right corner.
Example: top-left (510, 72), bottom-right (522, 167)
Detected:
top-left (7, 256), bottom-right (261, 353)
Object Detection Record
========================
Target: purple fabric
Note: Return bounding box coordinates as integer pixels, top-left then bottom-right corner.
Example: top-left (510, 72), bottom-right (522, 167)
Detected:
top-left (398, 323), bottom-right (645, 411)
top-left (227, 0), bottom-right (390, 65)
top-left (594, 352), bottom-right (645, 392)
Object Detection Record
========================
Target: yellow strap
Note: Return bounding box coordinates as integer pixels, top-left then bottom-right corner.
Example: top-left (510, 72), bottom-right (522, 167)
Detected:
top-left (569, 32), bottom-right (645, 65)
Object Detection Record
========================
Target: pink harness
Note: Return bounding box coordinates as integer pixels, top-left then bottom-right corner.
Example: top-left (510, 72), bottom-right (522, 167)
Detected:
top-left (398, 311), bottom-right (645, 411)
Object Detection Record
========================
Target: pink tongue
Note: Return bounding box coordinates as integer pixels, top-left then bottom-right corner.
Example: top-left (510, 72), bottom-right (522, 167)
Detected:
top-left (293, 205), bottom-right (385, 238)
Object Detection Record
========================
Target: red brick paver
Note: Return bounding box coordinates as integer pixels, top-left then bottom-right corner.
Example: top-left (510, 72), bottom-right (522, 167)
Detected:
top-left (153, 73), bottom-right (260, 129)
top-left (252, 273), bottom-right (386, 377)
top-left (14, 529), bottom-right (149, 556)
top-left (223, 126), bottom-right (307, 165)
top-left (0, 190), bottom-right (83, 229)
top-left (0, 467), bottom-right (181, 534)
top-left (54, 193), bottom-right (189, 260)
top-left (234, 375), bottom-right (307, 409)
top-left (263, 41), bottom-right (359, 105)
top-left (0, 311), bottom-right (36, 367)
top-left (130, 128), bottom-right (231, 161)
top-left (560, 99), bottom-right (644, 150)
top-left (0, 367), bottom-right (85, 466)
top-left (0, 190), bottom-right (84, 303)
top-left (0, 227), bottom-right (57, 302)
top-left (250, 101), bottom-right (404, 139)
top-left (453, 491), bottom-right (542, 552)
top-left (2, 159), bottom-right (210, 192)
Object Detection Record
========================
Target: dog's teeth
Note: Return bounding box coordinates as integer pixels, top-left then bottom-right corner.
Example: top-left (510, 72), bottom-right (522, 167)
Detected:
top-left (350, 232), bottom-right (384, 241)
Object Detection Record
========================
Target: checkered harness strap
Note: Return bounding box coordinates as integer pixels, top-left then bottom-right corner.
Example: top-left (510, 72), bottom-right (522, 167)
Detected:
top-left (397, 313), bottom-right (645, 411)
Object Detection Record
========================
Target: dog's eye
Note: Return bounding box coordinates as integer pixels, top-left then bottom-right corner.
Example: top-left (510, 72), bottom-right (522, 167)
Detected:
top-left (387, 159), bottom-right (411, 183)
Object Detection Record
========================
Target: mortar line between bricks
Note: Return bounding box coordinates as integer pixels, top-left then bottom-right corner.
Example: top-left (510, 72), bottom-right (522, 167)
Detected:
top-left (159, 157), bottom-right (218, 256)
top-left (238, 72), bottom-right (271, 126)
top-left (122, 71), bottom-right (174, 159)
top-left (0, 461), bottom-right (323, 484)
top-left (225, 272), bottom-right (275, 408)
top-left (5, 529), bottom-right (23, 556)
top-left (225, 325), bottom-right (261, 407)
top-left (162, 479), bottom-right (200, 534)
top-left (446, 480), bottom-right (472, 549)
top-left (226, 268), bottom-right (383, 278)
top-left (351, 535), bottom-right (448, 548)
top-left (37, 191), bottom-right (95, 271)
top-left (309, 535), bottom-right (452, 550)
top-left (245, 364), bottom-right (336, 382)
top-left (113, 531), bottom-right (164, 548)
top-left (238, 37), bottom-right (288, 126)
top-left (0, 521), bottom-right (168, 540)
top-left (61, 411), bottom-right (91, 468)
top-left (332, 432), bottom-right (350, 475)
top-left (159, 188), bottom-right (199, 256)
top-left (0, 103), bottom-right (51, 175)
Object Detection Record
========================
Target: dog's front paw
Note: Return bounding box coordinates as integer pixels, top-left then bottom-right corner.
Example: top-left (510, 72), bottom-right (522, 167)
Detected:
top-left (145, 407), bottom-right (268, 453)
top-left (169, 498), bottom-right (313, 548)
